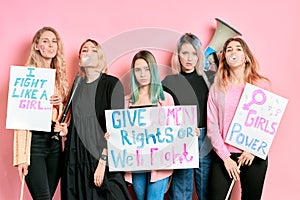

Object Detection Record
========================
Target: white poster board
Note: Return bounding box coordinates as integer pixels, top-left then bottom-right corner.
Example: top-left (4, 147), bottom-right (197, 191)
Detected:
top-left (105, 105), bottom-right (199, 171)
top-left (6, 66), bottom-right (55, 132)
top-left (225, 83), bottom-right (288, 159)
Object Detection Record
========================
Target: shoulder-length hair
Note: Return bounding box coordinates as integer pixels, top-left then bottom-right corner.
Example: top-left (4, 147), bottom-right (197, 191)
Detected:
top-left (78, 39), bottom-right (107, 77)
top-left (214, 37), bottom-right (270, 91)
top-left (171, 33), bottom-right (205, 76)
top-left (26, 26), bottom-right (69, 101)
top-left (130, 50), bottom-right (165, 104)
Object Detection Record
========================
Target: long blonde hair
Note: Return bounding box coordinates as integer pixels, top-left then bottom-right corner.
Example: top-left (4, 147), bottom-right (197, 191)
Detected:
top-left (26, 26), bottom-right (69, 102)
top-left (214, 37), bottom-right (270, 91)
top-left (78, 39), bottom-right (107, 78)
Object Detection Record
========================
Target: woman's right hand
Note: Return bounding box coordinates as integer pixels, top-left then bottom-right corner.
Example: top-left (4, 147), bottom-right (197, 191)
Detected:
top-left (18, 163), bottom-right (28, 180)
top-left (54, 122), bottom-right (68, 137)
top-left (195, 128), bottom-right (200, 137)
top-left (223, 157), bottom-right (240, 181)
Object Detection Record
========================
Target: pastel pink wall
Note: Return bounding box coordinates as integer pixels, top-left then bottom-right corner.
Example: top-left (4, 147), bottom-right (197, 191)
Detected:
top-left (1, 0), bottom-right (299, 199)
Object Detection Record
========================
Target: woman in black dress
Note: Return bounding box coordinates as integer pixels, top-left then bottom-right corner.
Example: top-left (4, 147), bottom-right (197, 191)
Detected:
top-left (61, 39), bottom-right (132, 200)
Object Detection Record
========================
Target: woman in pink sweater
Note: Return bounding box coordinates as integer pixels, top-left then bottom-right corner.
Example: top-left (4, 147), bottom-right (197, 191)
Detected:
top-left (207, 37), bottom-right (271, 200)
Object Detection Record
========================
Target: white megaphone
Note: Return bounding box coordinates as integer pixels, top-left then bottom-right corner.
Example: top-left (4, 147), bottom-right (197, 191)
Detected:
top-left (204, 18), bottom-right (242, 71)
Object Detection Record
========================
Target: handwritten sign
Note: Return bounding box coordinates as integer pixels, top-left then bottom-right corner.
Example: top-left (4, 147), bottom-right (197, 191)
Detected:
top-left (225, 83), bottom-right (288, 159)
top-left (6, 66), bottom-right (55, 132)
top-left (105, 105), bottom-right (199, 171)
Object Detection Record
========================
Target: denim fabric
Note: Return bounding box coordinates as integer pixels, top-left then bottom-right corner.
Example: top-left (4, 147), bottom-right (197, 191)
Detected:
top-left (168, 168), bottom-right (194, 200)
top-left (194, 128), bottom-right (212, 200)
top-left (25, 132), bottom-right (62, 200)
top-left (168, 128), bottom-right (212, 200)
top-left (132, 172), bottom-right (169, 200)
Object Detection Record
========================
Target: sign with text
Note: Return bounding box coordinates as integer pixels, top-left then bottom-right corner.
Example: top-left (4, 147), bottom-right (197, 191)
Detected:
top-left (105, 105), bottom-right (199, 171)
top-left (225, 83), bottom-right (288, 159)
top-left (6, 66), bottom-right (55, 132)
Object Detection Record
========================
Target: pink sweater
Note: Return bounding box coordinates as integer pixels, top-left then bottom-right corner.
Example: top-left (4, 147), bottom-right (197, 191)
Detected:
top-left (124, 91), bottom-right (174, 183)
top-left (207, 82), bottom-right (270, 160)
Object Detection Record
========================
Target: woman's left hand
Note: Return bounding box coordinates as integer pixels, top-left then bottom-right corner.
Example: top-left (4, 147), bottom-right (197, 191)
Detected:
top-left (238, 151), bottom-right (255, 166)
top-left (104, 132), bottom-right (110, 140)
top-left (53, 122), bottom-right (68, 136)
top-left (94, 160), bottom-right (106, 187)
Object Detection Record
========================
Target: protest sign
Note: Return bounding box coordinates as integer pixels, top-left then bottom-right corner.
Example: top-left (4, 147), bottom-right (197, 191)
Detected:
top-left (105, 105), bottom-right (199, 171)
top-left (6, 66), bottom-right (55, 132)
top-left (225, 83), bottom-right (288, 159)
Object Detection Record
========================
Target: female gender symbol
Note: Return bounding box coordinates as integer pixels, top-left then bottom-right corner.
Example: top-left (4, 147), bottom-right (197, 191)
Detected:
top-left (243, 89), bottom-right (266, 110)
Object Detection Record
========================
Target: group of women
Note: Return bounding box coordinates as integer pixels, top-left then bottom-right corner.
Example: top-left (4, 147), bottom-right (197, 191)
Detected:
top-left (13, 26), bottom-right (270, 200)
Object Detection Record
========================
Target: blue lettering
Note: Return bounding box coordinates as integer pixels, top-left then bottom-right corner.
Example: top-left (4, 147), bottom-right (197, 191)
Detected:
top-left (39, 90), bottom-right (48, 100)
top-left (165, 127), bottom-right (174, 143)
top-left (26, 68), bottom-right (35, 77)
top-left (186, 127), bottom-right (194, 137)
top-left (257, 141), bottom-right (267, 155)
top-left (127, 110), bottom-right (137, 126)
top-left (245, 136), bottom-right (254, 147)
top-left (112, 111), bottom-right (121, 128)
top-left (136, 132), bottom-right (145, 149)
top-left (177, 128), bottom-right (185, 139)
top-left (138, 109), bottom-right (146, 126)
top-left (155, 128), bottom-right (165, 143)
top-left (228, 123), bottom-right (242, 141)
top-left (236, 133), bottom-right (245, 144)
top-left (251, 139), bottom-right (259, 150)
top-left (110, 149), bottom-right (133, 168)
top-left (120, 130), bottom-right (132, 145)
top-left (145, 129), bottom-right (157, 145)
top-left (14, 78), bottom-right (22, 87)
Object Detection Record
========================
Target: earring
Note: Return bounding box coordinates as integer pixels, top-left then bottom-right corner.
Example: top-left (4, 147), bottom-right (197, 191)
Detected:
top-left (34, 46), bottom-right (39, 51)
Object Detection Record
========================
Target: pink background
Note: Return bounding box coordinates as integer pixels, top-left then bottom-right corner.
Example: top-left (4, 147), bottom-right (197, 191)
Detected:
top-left (1, 0), bottom-right (299, 199)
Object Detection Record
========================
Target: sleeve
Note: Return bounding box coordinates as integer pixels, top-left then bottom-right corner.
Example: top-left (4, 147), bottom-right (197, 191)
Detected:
top-left (13, 130), bottom-right (32, 166)
top-left (206, 85), bottom-right (231, 160)
top-left (161, 76), bottom-right (180, 105)
top-left (111, 78), bottom-right (125, 110)
top-left (99, 76), bottom-right (124, 151)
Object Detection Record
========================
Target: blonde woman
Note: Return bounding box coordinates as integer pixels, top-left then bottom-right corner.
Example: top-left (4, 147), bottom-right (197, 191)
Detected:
top-left (162, 33), bottom-right (214, 200)
top-left (14, 26), bottom-right (69, 199)
top-left (61, 39), bottom-right (131, 200)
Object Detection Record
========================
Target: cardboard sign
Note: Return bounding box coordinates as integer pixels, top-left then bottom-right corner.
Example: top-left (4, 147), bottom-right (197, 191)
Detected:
top-left (6, 66), bottom-right (55, 132)
top-left (225, 83), bottom-right (288, 159)
top-left (105, 105), bottom-right (199, 171)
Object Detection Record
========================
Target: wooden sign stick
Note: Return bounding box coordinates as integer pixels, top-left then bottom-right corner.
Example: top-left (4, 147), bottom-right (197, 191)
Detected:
top-left (225, 162), bottom-right (242, 200)
top-left (20, 175), bottom-right (25, 200)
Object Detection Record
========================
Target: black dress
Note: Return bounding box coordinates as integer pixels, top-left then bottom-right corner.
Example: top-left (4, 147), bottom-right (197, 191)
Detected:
top-left (61, 74), bottom-right (132, 200)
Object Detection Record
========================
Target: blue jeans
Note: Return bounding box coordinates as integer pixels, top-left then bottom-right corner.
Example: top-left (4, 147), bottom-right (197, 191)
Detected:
top-left (194, 128), bottom-right (212, 200)
top-left (168, 168), bottom-right (194, 200)
top-left (132, 172), bottom-right (169, 200)
top-left (168, 128), bottom-right (212, 200)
